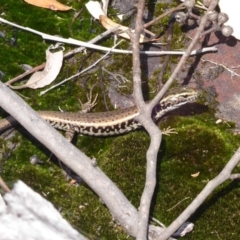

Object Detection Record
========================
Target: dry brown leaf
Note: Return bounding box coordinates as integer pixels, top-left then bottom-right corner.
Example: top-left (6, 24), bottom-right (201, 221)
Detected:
top-left (85, 1), bottom-right (154, 43)
top-left (24, 0), bottom-right (72, 11)
top-left (99, 15), bottom-right (153, 43)
top-left (191, 172), bottom-right (200, 178)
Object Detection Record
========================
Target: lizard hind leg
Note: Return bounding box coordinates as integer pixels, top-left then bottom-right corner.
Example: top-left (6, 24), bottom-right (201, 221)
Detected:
top-left (65, 130), bottom-right (76, 142)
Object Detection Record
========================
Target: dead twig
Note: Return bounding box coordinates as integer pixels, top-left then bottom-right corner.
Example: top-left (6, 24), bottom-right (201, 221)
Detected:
top-left (158, 2), bottom-right (222, 239)
top-left (131, 1), bottom-right (161, 239)
top-left (144, 3), bottom-right (185, 29)
top-left (0, 175), bottom-right (11, 193)
top-left (4, 26), bottom-right (121, 87)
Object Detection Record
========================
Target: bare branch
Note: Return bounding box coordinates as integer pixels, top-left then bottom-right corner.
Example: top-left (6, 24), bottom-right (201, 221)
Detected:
top-left (159, 145), bottom-right (240, 240)
top-left (0, 81), bottom-right (138, 237)
top-left (230, 173), bottom-right (240, 180)
top-left (148, 0), bottom-right (218, 110)
top-left (156, 2), bottom-right (221, 238)
top-left (131, 1), bottom-right (163, 239)
top-left (0, 181), bottom-right (87, 240)
top-left (131, 0), bottom-right (222, 239)
top-left (144, 3), bottom-right (185, 28)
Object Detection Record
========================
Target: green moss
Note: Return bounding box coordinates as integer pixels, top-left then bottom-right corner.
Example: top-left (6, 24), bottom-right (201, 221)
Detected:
top-left (2, 105), bottom-right (240, 239)
top-left (1, 1), bottom-right (240, 239)
top-left (0, 0), bottom-right (133, 238)
top-left (1, 130), bottom-right (131, 239)
top-left (100, 131), bottom-right (150, 207)
top-left (151, 115), bottom-right (240, 238)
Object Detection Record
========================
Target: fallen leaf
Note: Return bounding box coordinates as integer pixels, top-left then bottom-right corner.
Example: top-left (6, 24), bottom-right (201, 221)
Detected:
top-left (99, 15), bottom-right (131, 38)
top-left (101, 0), bottom-right (109, 15)
top-left (100, 15), bottom-right (154, 43)
top-left (85, 0), bottom-right (154, 43)
top-left (24, 0), bottom-right (72, 11)
top-left (191, 172), bottom-right (200, 178)
top-left (10, 44), bottom-right (64, 89)
top-left (85, 1), bottom-right (105, 19)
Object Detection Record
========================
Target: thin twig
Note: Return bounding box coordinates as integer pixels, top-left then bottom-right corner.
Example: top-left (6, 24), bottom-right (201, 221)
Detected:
top-left (202, 59), bottom-right (240, 79)
top-left (4, 26), bottom-right (120, 86)
top-left (144, 3), bottom-right (185, 28)
top-left (160, 145), bottom-right (240, 239)
top-left (148, 2), bottom-right (217, 111)
top-left (0, 17), bottom-right (125, 54)
top-left (157, 20), bottom-right (174, 90)
top-left (102, 67), bottom-right (130, 84)
top-left (158, 2), bottom-right (221, 239)
top-left (0, 17), bottom-right (216, 56)
top-left (0, 175), bottom-right (11, 193)
top-left (63, 25), bottom-right (120, 58)
top-left (167, 197), bottom-right (190, 212)
top-left (230, 173), bottom-right (240, 180)
top-left (131, 1), bottom-right (162, 240)
top-left (5, 63), bottom-right (46, 86)
top-left (4, 45), bottom-right (216, 88)
top-left (0, 80), bottom-right (149, 238)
